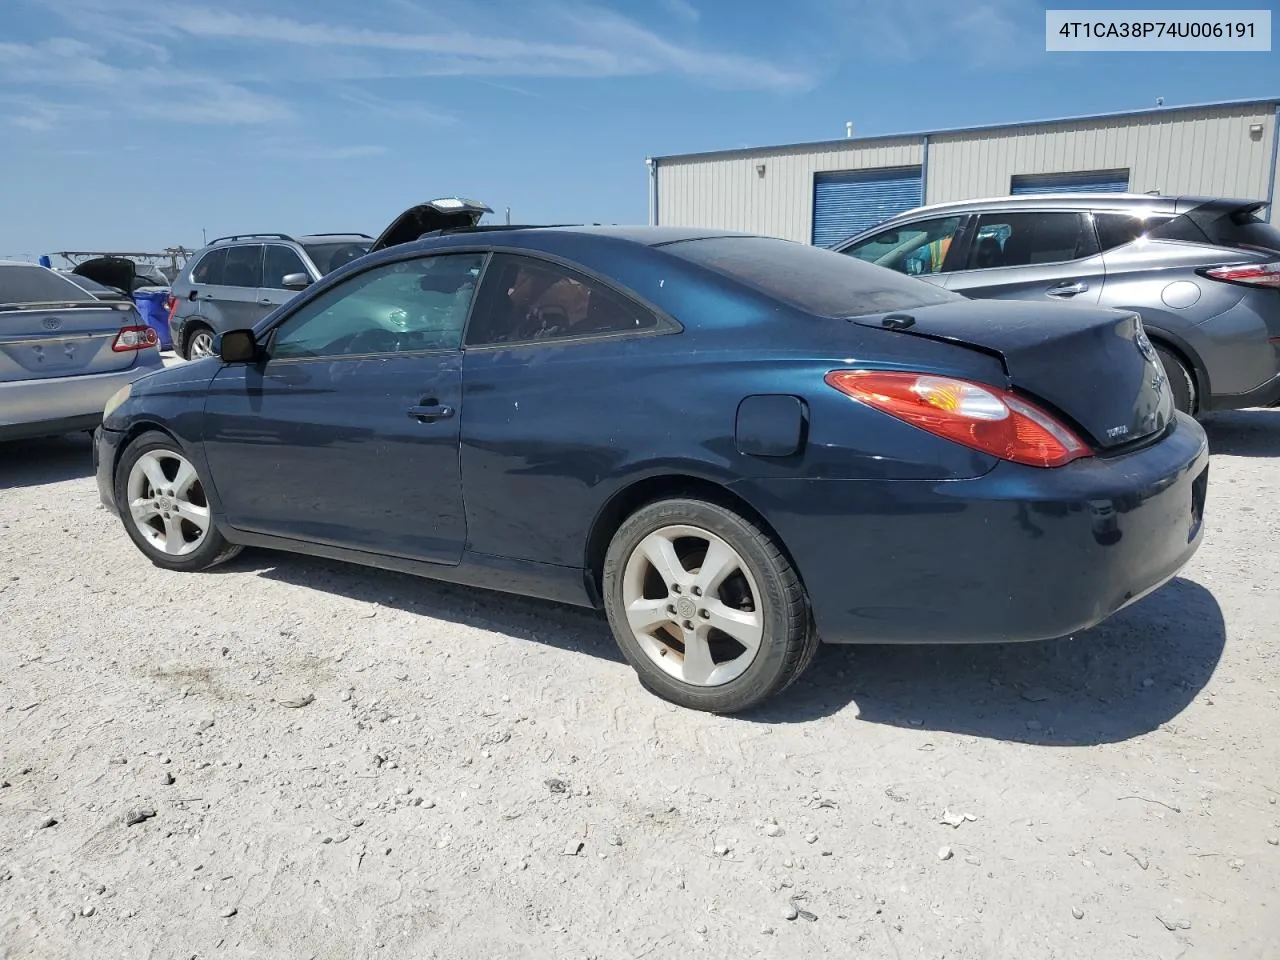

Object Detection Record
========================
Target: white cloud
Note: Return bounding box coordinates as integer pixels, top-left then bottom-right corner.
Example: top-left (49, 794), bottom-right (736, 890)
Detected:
top-left (661, 0), bottom-right (701, 23)
top-left (822, 0), bottom-right (1041, 67)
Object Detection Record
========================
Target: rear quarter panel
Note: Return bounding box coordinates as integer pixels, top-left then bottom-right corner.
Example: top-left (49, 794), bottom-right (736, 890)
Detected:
top-left (1100, 240), bottom-right (1274, 395)
top-left (458, 319), bottom-right (1002, 569)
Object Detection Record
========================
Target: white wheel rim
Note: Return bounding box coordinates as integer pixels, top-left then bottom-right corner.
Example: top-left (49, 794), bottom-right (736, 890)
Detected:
top-left (126, 450), bottom-right (211, 557)
top-left (621, 524), bottom-right (765, 687)
top-left (189, 331), bottom-right (215, 358)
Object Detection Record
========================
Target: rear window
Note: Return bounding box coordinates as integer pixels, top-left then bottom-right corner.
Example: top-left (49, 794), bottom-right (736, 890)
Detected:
top-left (303, 241), bottom-right (372, 275)
top-left (0, 265), bottom-right (95, 305)
top-left (663, 236), bottom-right (960, 318)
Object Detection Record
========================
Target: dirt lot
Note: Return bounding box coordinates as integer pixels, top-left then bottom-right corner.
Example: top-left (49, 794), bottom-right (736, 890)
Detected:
top-left (2, 412), bottom-right (1278, 960)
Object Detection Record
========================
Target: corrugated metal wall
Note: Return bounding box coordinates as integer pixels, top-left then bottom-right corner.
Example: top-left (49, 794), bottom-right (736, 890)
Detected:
top-left (655, 103), bottom-right (1280, 240)
top-left (655, 138), bottom-right (921, 242)
top-left (927, 105), bottom-right (1276, 208)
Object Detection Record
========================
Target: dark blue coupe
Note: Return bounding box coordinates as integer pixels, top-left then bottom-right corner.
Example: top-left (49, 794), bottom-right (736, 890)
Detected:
top-left (95, 203), bottom-right (1210, 712)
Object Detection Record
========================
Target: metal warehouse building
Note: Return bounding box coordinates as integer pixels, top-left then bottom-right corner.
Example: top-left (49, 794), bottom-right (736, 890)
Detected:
top-left (647, 96), bottom-right (1280, 245)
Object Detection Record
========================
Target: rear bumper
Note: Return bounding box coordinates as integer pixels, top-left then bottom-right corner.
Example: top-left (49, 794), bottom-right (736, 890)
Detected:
top-left (0, 354), bottom-right (162, 442)
top-left (735, 414), bottom-right (1210, 644)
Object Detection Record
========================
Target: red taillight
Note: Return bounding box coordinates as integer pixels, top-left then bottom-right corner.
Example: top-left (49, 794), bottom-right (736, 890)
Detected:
top-left (165, 293), bottom-right (179, 325)
top-left (112, 325), bottom-right (158, 352)
top-left (1202, 261), bottom-right (1280, 288)
top-left (825, 370), bottom-right (1090, 468)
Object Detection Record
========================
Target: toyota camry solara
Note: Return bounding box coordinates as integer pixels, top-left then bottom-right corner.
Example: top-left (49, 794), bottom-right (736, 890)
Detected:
top-left (95, 223), bottom-right (1209, 713)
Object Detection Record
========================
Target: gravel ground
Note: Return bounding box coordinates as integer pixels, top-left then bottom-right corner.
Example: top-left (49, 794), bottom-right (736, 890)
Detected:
top-left (2, 411), bottom-right (1278, 959)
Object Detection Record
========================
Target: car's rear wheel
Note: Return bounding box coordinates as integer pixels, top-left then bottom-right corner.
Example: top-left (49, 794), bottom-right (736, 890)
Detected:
top-left (185, 325), bottom-right (216, 361)
top-left (602, 497), bottom-right (817, 713)
top-left (115, 431), bottom-right (242, 572)
top-left (1155, 346), bottom-right (1196, 415)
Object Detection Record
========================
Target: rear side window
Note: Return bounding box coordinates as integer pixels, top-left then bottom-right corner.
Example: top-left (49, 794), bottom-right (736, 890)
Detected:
top-left (1094, 213), bottom-right (1177, 252)
top-left (466, 254), bottom-right (660, 346)
top-left (264, 246), bottom-right (309, 288)
top-left (192, 248), bottom-right (227, 285)
top-left (664, 236), bottom-right (958, 318)
top-left (965, 212), bottom-right (1098, 269)
top-left (0, 265), bottom-right (94, 305)
top-left (222, 245), bottom-right (264, 288)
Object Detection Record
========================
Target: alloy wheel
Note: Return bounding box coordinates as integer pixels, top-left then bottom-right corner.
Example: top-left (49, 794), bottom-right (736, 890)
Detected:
top-left (188, 330), bottom-right (216, 359)
top-left (620, 524), bottom-right (764, 687)
top-left (126, 450), bottom-right (211, 556)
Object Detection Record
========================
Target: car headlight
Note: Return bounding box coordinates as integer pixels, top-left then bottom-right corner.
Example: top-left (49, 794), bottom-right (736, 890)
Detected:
top-left (103, 383), bottom-right (132, 419)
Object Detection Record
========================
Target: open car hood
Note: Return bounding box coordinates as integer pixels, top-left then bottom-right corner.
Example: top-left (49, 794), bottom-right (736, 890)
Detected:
top-left (369, 198), bottom-right (492, 252)
top-left (72, 256), bottom-right (138, 294)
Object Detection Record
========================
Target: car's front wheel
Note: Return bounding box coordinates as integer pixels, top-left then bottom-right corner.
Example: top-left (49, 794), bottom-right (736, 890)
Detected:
top-left (115, 431), bottom-right (242, 572)
top-left (602, 497), bottom-right (817, 713)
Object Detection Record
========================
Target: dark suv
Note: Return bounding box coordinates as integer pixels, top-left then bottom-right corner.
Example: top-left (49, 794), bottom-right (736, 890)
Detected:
top-left (168, 232), bottom-right (374, 359)
top-left (836, 194), bottom-right (1280, 414)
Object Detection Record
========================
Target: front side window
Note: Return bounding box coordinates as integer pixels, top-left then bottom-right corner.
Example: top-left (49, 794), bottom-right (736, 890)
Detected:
top-left (465, 254), bottom-right (659, 346)
top-left (191, 248), bottom-right (227, 285)
top-left (271, 253), bottom-right (485, 360)
top-left (841, 217), bottom-right (964, 276)
top-left (264, 246), bottom-right (309, 288)
top-left (965, 212), bottom-right (1097, 269)
top-left (222, 245), bottom-right (264, 288)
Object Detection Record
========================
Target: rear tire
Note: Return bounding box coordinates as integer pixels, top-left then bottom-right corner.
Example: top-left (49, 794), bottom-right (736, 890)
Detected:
top-left (602, 497), bottom-right (816, 714)
top-left (1155, 346), bottom-right (1196, 415)
top-left (184, 324), bottom-right (216, 361)
top-left (114, 430), bottom-right (242, 572)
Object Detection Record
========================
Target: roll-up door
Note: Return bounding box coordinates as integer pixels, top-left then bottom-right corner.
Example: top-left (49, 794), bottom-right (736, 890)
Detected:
top-left (812, 166), bottom-right (923, 247)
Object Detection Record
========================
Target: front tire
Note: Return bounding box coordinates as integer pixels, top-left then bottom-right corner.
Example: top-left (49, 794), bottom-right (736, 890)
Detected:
top-left (602, 497), bottom-right (816, 713)
top-left (114, 431), bottom-right (242, 572)
top-left (1155, 346), bottom-right (1196, 415)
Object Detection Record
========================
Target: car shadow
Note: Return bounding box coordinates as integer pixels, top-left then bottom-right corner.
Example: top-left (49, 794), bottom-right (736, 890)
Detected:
top-left (0, 433), bottom-right (94, 490)
top-left (237, 551), bottom-right (1221, 746)
top-left (747, 577), bottom-right (1224, 744)
top-left (1201, 408), bottom-right (1280, 457)
top-left (233, 551), bottom-right (626, 664)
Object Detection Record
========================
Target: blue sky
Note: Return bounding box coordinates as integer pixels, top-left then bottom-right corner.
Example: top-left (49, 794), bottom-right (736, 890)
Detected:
top-left (1, 0), bottom-right (1277, 259)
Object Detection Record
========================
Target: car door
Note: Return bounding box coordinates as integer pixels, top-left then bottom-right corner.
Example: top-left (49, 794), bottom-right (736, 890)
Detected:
top-left (943, 210), bottom-right (1104, 305)
top-left (261, 244), bottom-right (312, 311)
top-left (836, 215), bottom-right (969, 287)
top-left (196, 244), bottom-right (269, 330)
top-left (200, 251), bottom-right (487, 564)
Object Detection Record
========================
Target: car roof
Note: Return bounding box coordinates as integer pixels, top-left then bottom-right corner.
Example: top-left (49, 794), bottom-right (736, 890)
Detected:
top-left (295, 233), bottom-right (374, 243)
top-left (390, 224), bottom-right (753, 254)
top-left (876, 193), bottom-right (1260, 223)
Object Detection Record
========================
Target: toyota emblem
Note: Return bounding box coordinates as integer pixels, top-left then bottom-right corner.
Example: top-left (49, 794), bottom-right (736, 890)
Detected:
top-left (41, 316), bottom-right (62, 331)
top-left (1134, 326), bottom-right (1157, 362)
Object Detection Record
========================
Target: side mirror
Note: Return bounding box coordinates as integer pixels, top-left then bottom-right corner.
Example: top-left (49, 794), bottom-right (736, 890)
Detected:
top-left (218, 329), bottom-right (259, 363)
top-left (281, 273), bottom-right (312, 291)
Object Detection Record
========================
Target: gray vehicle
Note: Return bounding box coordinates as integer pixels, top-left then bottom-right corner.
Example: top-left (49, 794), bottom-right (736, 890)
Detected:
top-left (168, 199), bottom-right (492, 360)
top-left (0, 261), bottom-right (164, 442)
top-left (168, 232), bottom-right (375, 359)
top-left (835, 194), bottom-right (1280, 414)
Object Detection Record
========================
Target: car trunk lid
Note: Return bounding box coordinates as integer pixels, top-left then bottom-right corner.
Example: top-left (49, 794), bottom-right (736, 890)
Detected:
top-left (0, 300), bottom-right (145, 380)
top-left (851, 299), bottom-right (1174, 450)
top-left (369, 198), bottom-right (493, 252)
top-left (72, 256), bottom-right (141, 294)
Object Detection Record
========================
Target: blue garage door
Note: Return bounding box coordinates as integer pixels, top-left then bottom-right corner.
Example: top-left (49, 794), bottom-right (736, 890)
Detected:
top-left (1010, 169), bottom-right (1130, 195)
top-left (812, 166), bottom-right (923, 247)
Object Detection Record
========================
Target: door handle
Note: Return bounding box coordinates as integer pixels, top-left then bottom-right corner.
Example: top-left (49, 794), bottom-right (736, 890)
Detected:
top-left (1046, 280), bottom-right (1089, 298)
top-left (407, 403), bottom-right (455, 422)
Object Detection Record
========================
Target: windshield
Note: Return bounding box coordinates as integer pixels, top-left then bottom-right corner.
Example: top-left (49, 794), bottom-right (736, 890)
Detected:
top-left (662, 235), bottom-right (960, 317)
top-left (303, 241), bottom-right (373, 275)
top-left (0, 265), bottom-right (96, 305)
